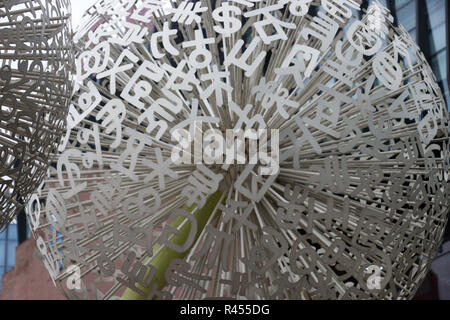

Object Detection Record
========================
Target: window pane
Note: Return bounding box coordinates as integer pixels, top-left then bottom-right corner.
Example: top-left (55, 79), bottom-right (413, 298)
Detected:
top-left (426, 0), bottom-right (447, 54)
top-left (396, 0), bottom-right (416, 35)
top-left (6, 241), bottom-right (15, 268)
top-left (430, 51), bottom-right (447, 83)
top-left (426, 0), bottom-right (446, 29)
top-left (424, 0), bottom-right (448, 110)
top-left (428, 23), bottom-right (446, 54)
top-left (8, 226), bottom-right (18, 241)
top-left (0, 240), bottom-right (6, 266)
top-left (396, 0), bottom-right (412, 9)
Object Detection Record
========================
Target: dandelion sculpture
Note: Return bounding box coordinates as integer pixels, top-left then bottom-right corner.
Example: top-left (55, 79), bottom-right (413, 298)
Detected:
top-left (27, 0), bottom-right (449, 300)
top-left (0, 0), bottom-right (74, 230)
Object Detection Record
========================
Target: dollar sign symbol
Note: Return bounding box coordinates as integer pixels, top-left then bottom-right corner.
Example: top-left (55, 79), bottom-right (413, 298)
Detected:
top-left (212, 3), bottom-right (242, 37)
top-left (366, 265), bottom-right (382, 290)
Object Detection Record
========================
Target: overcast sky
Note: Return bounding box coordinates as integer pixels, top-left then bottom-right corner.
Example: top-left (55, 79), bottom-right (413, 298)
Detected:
top-left (70, 0), bottom-right (98, 29)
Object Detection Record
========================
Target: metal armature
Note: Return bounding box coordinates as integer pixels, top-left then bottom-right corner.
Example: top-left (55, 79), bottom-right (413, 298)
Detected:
top-left (27, 0), bottom-right (449, 300)
top-left (0, 0), bottom-right (74, 230)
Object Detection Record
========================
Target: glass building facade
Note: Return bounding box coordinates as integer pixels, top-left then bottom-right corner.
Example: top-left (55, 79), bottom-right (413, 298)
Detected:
top-left (372, 0), bottom-right (450, 109)
top-left (0, 223), bottom-right (18, 293)
top-left (0, 213), bottom-right (29, 293)
top-left (381, 0), bottom-right (450, 241)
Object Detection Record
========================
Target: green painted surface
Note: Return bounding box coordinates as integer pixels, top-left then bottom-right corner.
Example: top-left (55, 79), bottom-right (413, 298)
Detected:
top-left (121, 191), bottom-right (223, 300)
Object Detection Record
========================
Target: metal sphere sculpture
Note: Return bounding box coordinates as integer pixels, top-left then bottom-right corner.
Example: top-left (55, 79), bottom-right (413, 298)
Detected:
top-left (0, 0), bottom-right (74, 230)
top-left (27, 0), bottom-right (449, 300)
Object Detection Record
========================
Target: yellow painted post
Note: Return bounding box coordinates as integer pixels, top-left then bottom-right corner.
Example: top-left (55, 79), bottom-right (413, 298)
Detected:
top-left (121, 191), bottom-right (223, 300)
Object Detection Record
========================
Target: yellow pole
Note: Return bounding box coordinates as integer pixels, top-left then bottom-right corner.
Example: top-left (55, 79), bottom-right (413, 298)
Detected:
top-left (121, 191), bottom-right (223, 300)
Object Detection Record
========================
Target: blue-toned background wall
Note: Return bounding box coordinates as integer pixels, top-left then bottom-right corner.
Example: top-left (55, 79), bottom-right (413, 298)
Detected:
top-left (0, 223), bottom-right (18, 293)
top-left (377, 0), bottom-right (449, 109)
